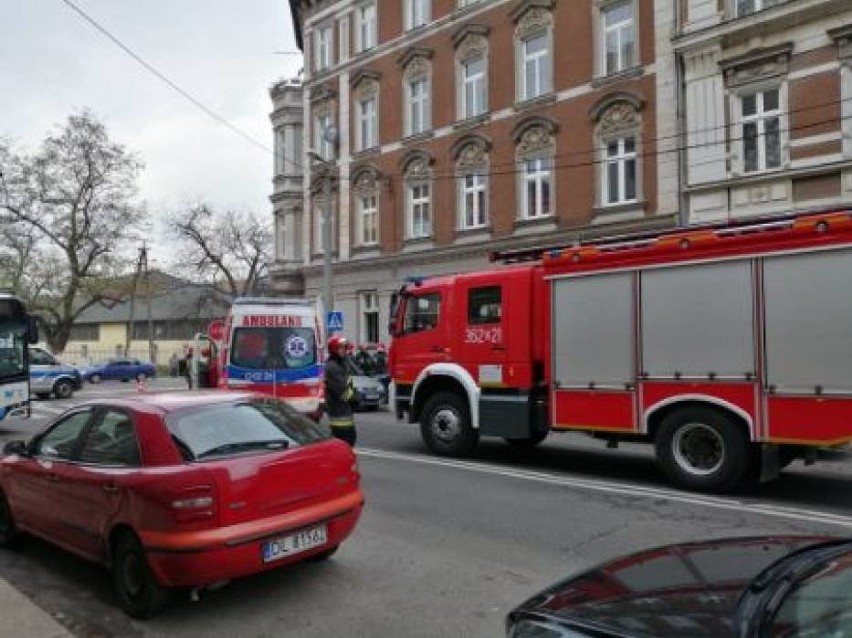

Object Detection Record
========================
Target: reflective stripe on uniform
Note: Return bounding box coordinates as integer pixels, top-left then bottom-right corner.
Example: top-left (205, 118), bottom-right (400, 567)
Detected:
top-left (328, 417), bottom-right (355, 429)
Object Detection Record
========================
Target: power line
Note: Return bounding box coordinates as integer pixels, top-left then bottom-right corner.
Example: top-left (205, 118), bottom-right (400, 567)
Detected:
top-left (58, 0), bottom-right (275, 157)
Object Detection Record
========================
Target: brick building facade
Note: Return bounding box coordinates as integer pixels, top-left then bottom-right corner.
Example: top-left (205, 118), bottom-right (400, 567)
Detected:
top-left (279, 0), bottom-right (679, 344)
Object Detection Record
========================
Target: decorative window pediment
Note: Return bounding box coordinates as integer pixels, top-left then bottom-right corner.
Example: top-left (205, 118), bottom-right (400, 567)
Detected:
top-left (351, 70), bottom-right (381, 93)
top-left (398, 47), bottom-right (434, 79)
top-left (512, 116), bottom-right (558, 157)
top-left (510, 0), bottom-right (555, 35)
top-left (453, 24), bottom-right (491, 51)
top-left (310, 84), bottom-right (337, 104)
top-left (589, 92), bottom-right (644, 137)
top-left (451, 134), bottom-right (492, 168)
top-left (828, 24), bottom-right (852, 62)
top-left (719, 42), bottom-right (793, 88)
top-left (351, 164), bottom-right (383, 194)
top-left (400, 149), bottom-right (435, 179)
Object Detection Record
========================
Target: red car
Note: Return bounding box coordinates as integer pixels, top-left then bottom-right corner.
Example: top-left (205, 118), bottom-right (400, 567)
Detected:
top-left (0, 391), bottom-right (363, 618)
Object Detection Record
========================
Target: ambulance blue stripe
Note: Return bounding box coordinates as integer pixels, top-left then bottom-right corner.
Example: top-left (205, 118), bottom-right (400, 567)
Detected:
top-left (224, 364), bottom-right (323, 383)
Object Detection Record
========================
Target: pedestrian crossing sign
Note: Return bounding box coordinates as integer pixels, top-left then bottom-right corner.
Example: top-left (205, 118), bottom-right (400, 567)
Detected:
top-left (327, 311), bottom-right (344, 333)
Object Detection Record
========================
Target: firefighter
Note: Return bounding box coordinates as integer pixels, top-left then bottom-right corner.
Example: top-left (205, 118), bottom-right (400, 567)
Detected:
top-left (324, 335), bottom-right (358, 446)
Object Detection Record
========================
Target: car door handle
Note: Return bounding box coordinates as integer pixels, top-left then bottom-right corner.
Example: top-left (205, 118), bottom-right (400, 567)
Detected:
top-left (102, 483), bottom-right (120, 494)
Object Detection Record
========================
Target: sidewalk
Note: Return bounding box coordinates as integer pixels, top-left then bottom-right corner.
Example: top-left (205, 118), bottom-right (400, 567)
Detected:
top-left (0, 577), bottom-right (71, 638)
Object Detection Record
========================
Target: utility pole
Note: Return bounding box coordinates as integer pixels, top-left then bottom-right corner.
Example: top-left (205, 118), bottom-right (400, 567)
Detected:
top-left (141, 242), bottom-right (155, 364)
top-left (125, 246), bottom-right (145, 356)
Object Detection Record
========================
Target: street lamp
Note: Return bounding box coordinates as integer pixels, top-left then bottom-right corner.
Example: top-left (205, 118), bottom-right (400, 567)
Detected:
top-left (307, 123), bottom-right (338, 319)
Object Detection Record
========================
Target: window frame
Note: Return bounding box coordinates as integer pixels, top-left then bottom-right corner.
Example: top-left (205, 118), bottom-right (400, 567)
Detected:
top-left (520, 155), bottom-right (554, 219)
top-left (519, 32), bottom-right (552, 102)
top-left (601, 0), bottom-right (636, 76)
top-left (357, 96), bottom-right (378, 151)
top-left (407, 181), bottom-right (432, 239)
top-left (407, 77), bottom-right (430, 136)
top-left (314, 24), bottom-right (334, 71)
top-left (458, 171), bottom-right (488, 230)
top-left (360, 292), bottom-right (380, 344)
top-left (402, 292), bottom-right (441, 334)
top-left (468, 286), bottom-right (502, 325)
top-left (405, 0), bottom-right (431, 31)
top-left (315, 111), bottom-right (335, 161)
top-left (33, 409), bottom-right (96, 461)
top-left (355, 2), bottom-right (377, 53)
top-left (602, 135), bottom-right (638, 206)
top-left (77, 408), bottom-right (142, 468)
top-left (462, 56), bottom-right (487, 119)
top-left (736, 85), bottom-right (784, 174)
top-left (357, 193), bottom-right (379, 246)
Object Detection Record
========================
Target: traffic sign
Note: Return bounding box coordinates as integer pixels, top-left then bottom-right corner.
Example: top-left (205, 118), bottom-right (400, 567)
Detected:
top-left (326, 311), bottom-right (344, 332)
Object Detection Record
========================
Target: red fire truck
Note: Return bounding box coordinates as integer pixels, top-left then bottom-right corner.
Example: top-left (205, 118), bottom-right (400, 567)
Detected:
top-left (387, 211), bottom-right (852, 493)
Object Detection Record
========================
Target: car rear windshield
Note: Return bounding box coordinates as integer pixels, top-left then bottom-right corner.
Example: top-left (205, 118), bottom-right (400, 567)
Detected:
top-left (165, 399), bottom-right (331, 461)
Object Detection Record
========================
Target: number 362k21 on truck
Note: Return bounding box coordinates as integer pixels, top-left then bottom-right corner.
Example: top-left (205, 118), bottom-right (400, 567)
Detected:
top-left (387, 211), bottom-right (852, 494)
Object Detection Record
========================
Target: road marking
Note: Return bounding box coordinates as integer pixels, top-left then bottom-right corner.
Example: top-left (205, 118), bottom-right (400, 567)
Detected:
top-left (356, 447), bottom-right (852, 530)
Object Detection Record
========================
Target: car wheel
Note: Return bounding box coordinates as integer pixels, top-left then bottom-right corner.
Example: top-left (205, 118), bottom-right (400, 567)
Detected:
top-left (89, 374), bottom-right (102, 384)
top-left (655, 407), bottom-right (752, 494)
top-left (504, 430), bottom-right (548, 449)
top-left (0, 493), bottom-right (22, 549)
top-left (53, 379), bottom-right (74, 400)
top-left (112, 532), bottom-right (169, 619)
top-left (307, 545), bottom-right (339, 562)
top-left (419, 392), bottom-right (478, 457)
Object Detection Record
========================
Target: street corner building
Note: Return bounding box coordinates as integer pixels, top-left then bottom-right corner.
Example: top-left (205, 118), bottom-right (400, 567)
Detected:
top-left (272, 0), bottom-right (852, 345)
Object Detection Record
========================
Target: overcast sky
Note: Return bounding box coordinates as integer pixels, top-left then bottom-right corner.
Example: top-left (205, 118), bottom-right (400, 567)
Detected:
top-left (2, 0), bottom-right (302, 263)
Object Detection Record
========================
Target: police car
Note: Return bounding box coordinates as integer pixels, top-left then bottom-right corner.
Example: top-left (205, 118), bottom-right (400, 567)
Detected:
top-left (29, 347), bottom-right (82, 400)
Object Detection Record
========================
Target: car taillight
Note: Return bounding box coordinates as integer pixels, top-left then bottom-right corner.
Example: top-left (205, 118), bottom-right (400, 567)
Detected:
top-left (171, 489), bottom-right (215, 524)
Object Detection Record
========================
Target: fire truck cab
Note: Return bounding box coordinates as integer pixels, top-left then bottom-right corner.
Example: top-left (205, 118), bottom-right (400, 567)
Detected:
top-left (389, 211), bottom-right (852, 493)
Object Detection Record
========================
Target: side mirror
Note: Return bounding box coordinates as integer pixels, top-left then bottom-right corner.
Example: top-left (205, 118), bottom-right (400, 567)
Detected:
top-left (3, 440), bottom-right (28, 456)
top-left (27, 315), bottom-right (39, 345)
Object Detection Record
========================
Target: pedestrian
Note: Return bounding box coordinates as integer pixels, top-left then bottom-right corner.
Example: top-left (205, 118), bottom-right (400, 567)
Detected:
top-left (169, 352), bottom-right (179, 378)
top-left (324, 335), bottom-right (358, 446)
top-left (184, 348), bottom-right (193, 390)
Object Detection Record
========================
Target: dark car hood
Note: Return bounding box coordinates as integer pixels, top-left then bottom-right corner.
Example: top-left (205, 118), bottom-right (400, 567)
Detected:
top-left (512, 536), bottom-right (831, 638)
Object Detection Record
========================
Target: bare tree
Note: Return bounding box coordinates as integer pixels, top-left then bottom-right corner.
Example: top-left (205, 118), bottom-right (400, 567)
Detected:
top-left (167, 203), bottom-right (272, 297)
top-left (0, 111), bottom-right (145, 351)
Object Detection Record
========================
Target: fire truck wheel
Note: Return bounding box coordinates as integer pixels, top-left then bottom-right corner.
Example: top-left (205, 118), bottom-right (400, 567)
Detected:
top-left (655, 407), bottom-right (751, 493)
top-left (420, 392), bottom-right (478, 457)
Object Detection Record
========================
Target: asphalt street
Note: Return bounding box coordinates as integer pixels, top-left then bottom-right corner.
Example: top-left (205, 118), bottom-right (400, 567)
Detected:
top-left (0, 378), bottom-right (850, 637)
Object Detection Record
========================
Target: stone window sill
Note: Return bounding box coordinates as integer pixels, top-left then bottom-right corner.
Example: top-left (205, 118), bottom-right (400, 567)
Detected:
top-left (513, 92), bottom-right (557, 113)
top-left (590, 65), bottom-right (644, 89)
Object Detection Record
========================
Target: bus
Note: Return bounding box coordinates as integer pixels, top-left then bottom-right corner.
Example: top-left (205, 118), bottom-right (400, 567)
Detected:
top-left (0, 294), bottom-right (39, 422)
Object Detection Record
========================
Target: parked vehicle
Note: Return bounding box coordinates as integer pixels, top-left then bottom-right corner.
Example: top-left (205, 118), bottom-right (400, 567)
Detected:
top-left (388, 211), bottom-right (852, 493)
top-left (28, 347), bottom-right (82, 400)
top-left (506, 535), bottom-right (852, 638)
top-left (345, 357), bottom-right (387, 411)
top-left (0, 391), bottom-right (364, 618)
top-left (81, 358), bottom-right (156, 384)
top-left (214, 298), bottom-right (324, 419)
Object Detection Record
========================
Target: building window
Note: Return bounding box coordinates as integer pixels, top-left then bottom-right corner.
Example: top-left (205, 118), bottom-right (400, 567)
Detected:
top-left (407, 182), bottom-right (431, 238)
top-left (315, 112), bottom-right (334, 160)
top-left (603, 137), bottom-right (637, 205)
top-left (314, 203), bottom-right (335, 254)
top-left (740, 88), bottom-right (782, 173)
top-left (462, 57), bottom-right (486, 119)
top-left (356, 3), bottom-right (377, 52)
top-left (358, 194), bottom-right (378, 245)
top-left (407, 77), bottom-right (430, 136)
top-left (405, 0), bottom-right (430, 30)
top-left (459, 0), bottom-right (483, 6)
top-left (521, 33), bottom-right (551, 101)
top-left (459, 173), bottom-right (488, 229)
top-left (357, 97), bottom-right (377, 151)
top-left (521, 157), bottom-right (553, 219)
top-left (361, 292), bottom-right (379, 344)
top-left (315, 25), bottom-right (333, 71)
top-left (602, 1), bottom-right (635, 75)
top-left (736, 0), bottom-right (781, 17)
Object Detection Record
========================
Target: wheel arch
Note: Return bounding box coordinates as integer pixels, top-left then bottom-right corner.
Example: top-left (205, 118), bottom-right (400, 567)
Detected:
top-left (106, 523), bottom-right (138, 567)
top-left (411, 364), bottom-right (480, 429)
top-left (645, 395), bottom-right (755, 443)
